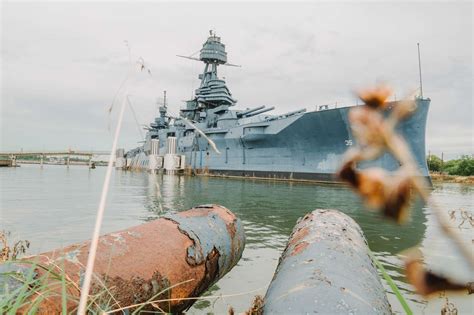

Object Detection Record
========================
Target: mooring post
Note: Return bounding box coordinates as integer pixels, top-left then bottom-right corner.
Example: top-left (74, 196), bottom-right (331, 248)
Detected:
top-left (40, 154), bottom-right (44, 168)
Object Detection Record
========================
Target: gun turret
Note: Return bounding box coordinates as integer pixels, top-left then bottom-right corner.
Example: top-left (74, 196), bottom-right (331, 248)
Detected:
top-left (237, 106), bottom-right (266, 117)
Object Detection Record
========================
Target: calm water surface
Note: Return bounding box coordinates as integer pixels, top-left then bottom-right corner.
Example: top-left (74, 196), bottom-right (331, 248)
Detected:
top-left (0, 164), bottom-right (472, 314)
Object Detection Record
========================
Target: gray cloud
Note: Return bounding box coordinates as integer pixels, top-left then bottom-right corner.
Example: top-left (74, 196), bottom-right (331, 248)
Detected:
top-left (1, 2), bottom-right (472, 159)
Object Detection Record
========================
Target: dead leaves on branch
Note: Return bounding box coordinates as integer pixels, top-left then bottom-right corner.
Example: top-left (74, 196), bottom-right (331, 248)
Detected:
top-left (0, 230), bottom-right (30, 262)
top-left (338, 85), bottom-right (428, 222)
top-left (358, 85), bottom-right (392, 109)
top-left (339, 161), bottom-right (414, 223)
top-left (338, 85), bottom-right (473, 298)
top-left (404, 250), bottom-right (473, 297)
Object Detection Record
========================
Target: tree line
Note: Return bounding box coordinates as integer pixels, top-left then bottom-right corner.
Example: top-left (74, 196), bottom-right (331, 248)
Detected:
top-left (427, 155), bottom-right (474, 176)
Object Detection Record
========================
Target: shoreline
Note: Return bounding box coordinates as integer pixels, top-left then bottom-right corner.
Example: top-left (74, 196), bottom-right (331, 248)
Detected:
top-left (430, 172), bottom-right (474, 184)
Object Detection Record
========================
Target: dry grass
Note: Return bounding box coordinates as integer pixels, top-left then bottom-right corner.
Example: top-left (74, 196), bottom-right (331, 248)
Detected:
top-left (430, 173), bottom-right (474, 184)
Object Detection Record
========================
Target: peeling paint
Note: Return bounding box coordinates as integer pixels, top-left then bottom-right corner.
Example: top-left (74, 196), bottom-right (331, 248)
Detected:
top-left (163, 205), bottom-right (245, 278)
top-left (61, 248), bottom-right (81, 264)
top-left (109, 233), bottom-right (126, 244)
top-left (126, 230), bottom-right (142, 238)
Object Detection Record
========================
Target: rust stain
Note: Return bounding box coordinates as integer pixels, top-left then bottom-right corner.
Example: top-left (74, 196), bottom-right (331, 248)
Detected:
top-left (226, 218), bottom-right (237, 238)
top-left (291, 241), bottom-right (309, 256)
top-left (289, 226), bottom-right (310, 246)
top-left (16, 205), bottom-right (244, 314)
top-left (183, 249), bottom-right (220, 311)
top-left (92, 271), bottom-right (171, 312)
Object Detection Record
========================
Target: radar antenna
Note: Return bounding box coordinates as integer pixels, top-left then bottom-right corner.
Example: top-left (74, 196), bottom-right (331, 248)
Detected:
top-left (176, 31), bottom-right (241, 67)
top-left (178, 32), bottom-right (239, 108)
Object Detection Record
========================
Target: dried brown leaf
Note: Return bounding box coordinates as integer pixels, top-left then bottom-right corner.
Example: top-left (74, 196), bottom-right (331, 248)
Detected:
top-left (383, 174), bottom-right (413, 223)
top-left (390, 99), bottom-right (417, 121)
top-left (405, 258), bottom-right (472, 296)
top-left (358, 85), bottom-right (392, 109)
top-left (338, 160), bottom-right (359, 187)
top-left (245, 295), bottom-right (264, 315)
top-left (357, 168), bottom-right (388, 209)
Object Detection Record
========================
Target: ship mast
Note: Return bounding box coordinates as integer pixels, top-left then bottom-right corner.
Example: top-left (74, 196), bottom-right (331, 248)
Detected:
top-left (177, 31), bottom-right (239, 109)
top-left (417, 43), bottom-right (424, 99)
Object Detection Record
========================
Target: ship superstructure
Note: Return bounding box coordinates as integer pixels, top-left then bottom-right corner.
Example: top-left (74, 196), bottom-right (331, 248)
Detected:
top-left (118, 32), bottom-right (431, 182)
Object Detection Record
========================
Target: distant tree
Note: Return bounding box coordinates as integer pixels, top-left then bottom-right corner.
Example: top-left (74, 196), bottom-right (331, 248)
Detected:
top-left (444, 159), bottom-right (457, 175)
top-left (427, 155), bottom-right (442, 172)
top-left (454, 155), bottom-right (474, 176)
top-left (435, 155), bottom-right (474, 176)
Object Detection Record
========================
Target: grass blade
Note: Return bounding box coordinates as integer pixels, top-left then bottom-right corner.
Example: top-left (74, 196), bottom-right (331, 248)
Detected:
top-left (369, 251), bottom-right (413, 315)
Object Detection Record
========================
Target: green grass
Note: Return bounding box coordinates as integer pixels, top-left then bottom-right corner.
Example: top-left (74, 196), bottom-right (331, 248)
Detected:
top-left (369, 251), bottom-right (413, 315)
top-left (0, 260), bottom-right (194, 314)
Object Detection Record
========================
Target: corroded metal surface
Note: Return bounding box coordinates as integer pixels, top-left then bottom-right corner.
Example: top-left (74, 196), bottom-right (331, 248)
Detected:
top-left (264, 209), bottom-right (391, 314)
top-left (2, 204), bottom-right (244, 313)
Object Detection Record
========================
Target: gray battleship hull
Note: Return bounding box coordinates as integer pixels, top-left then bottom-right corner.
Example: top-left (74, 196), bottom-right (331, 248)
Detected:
top-left (123, 33), bottom-right (430, 183)
top-left (180, 99), bottom-right (430, 182)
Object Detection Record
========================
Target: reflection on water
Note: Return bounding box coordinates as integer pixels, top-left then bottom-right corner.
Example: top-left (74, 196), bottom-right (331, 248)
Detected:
top-left (0, 165), bottom-right (471, 314)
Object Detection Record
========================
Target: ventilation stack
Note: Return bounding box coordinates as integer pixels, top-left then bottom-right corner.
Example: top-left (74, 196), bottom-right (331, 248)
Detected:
top-left (115, 148), bottom-right (126, 169)
top-left (148, 139), bottom-right (161, 173)
top-left (164, 137), bottom-right (178, 174)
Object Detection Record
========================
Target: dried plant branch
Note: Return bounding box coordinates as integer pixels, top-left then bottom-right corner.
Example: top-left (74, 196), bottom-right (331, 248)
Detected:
top-left (337, 85), bottom-right (474, 297)
top-left (381, 109), bottom-right (473, 266)
top-left (179, 118), bottom-right (221, 154)
top-left (77, 90), bottom-right (128, 315)
top-left (404, 250), bottom-right (473, 296)
top-left (0, 231), bottom-right (30, 262)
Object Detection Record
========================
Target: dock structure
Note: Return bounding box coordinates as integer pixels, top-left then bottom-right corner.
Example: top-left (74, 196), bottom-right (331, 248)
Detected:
top-left (0, 150), bottom-right (109, 168)
top-left (0, 160), bottom-right (13, 167)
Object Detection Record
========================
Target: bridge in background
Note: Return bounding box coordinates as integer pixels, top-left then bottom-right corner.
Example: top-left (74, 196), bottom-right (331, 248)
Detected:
top-left (0, 150), bottom-right (111, 168)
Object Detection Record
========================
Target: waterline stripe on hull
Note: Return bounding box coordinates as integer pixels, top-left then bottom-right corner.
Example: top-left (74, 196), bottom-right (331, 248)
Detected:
top-left (199, 169), bottom-right (433, 186)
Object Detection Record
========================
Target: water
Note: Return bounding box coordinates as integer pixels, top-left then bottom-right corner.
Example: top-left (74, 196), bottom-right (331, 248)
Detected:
top-left (0, 164), bottom-right (472, 314)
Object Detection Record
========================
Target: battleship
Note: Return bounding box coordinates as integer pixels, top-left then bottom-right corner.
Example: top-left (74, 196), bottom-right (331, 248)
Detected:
top-left (117, 31), bottom-right (431, 182)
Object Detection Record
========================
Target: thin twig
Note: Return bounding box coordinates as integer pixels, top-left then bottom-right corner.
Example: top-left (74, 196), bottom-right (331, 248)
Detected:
top-left (383, 119), bottom-right (474, 267)
top-left (179, 118), bottom-right (221, 154)
top-left (77, 91), bottom-right (128, 315)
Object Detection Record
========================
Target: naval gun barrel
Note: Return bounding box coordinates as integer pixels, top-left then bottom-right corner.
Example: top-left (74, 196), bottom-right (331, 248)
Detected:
top-left (237, 105), bottom-right (266, 117)
top-left (279, 108), bottom-right (307, 118)
top-left (244, 106), bottom-right (275, 117)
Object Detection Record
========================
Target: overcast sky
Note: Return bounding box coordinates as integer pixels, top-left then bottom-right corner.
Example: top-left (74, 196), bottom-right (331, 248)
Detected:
top-left (1, 1), bottom-right (472, 159)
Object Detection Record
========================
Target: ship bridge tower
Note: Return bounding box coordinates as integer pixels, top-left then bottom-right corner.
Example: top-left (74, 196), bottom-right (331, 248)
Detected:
top-left (151, 90), bottom-right (169, 130)
top-left (178, 31), bottom-right (239, 112)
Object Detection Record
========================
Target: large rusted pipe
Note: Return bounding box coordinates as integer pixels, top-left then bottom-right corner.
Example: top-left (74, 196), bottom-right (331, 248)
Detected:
top-left (1, 204), bottom-right (245, 313)
top-left (264, 209), bottom-right (391, 314)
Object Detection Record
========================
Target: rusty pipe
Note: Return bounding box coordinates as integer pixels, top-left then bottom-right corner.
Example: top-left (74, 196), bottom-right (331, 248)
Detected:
top-left (1, 204), bottom-right (245, 313)
top-left (264, 209), bottom-right (391, 314)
